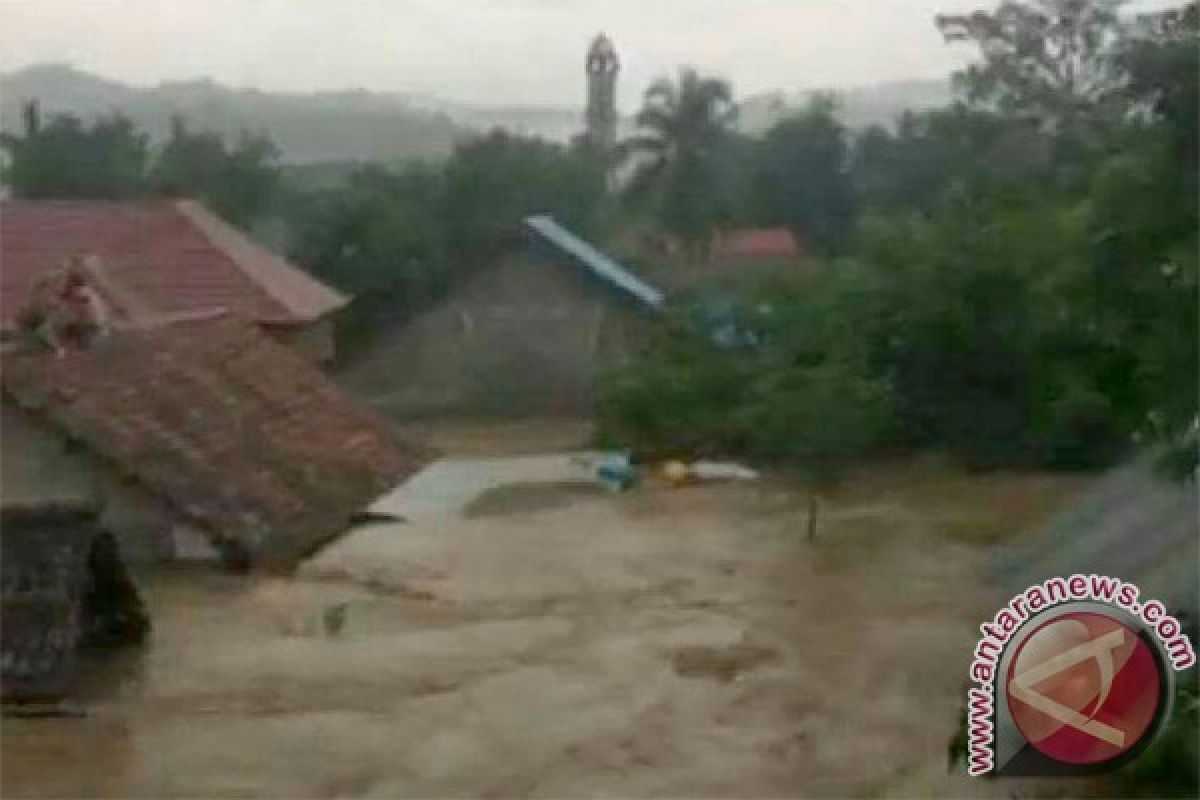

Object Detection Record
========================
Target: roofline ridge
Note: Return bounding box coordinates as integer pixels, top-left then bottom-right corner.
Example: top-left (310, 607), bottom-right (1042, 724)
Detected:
top-left (172, 200), bottom-right (348, 321)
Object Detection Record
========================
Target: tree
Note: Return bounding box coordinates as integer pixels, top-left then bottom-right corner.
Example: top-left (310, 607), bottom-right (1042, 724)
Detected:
top-left (442, 130), bottom-right (607, 265)
top-left (1, 101), bottom-right (148, 199)
top-left (621, 68), bottom-right (737, 257)
top-left (287, 164), bottom-right (446, 298)
top-left (751, 94), bottom-right (855, 254)
top-left (1119, 2), bottom-right (1198, 173)
top-left (936, 0), bottom-right (1129, 129)
top-left (761, 366), bottom-right (890, 540)
top-left (851, 105), bottom-right (1053, 213)
top-left (150, 116), bottom-right (280, 227)
top-left (1085, 5), bottom-right (1199, 471)
top-left (596, 268), bottom-right (891, 539)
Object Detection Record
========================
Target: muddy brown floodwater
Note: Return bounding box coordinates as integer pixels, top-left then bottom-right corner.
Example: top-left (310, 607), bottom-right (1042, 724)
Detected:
top-left (1, 455), bottom-right (1091, 798)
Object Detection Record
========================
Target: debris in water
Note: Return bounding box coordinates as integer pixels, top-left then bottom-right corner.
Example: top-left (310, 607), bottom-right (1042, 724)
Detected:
top-left (659, 460), bottom-right (760, 488)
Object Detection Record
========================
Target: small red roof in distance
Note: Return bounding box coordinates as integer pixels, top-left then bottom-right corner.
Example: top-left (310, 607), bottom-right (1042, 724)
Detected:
top-left (713, 228), bottom-right (801, 260)
top-left (0, 199), bottom-right (346, 328)
top-left (2, 314), bottom-right (431, 568)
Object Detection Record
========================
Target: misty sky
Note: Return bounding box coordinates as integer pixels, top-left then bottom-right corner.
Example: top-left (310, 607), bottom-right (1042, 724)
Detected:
top-left (0, 0), bottom-right (1150, 109)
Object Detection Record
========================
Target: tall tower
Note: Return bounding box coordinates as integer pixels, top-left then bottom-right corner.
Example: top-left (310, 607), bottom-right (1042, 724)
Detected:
top-left (585, 33), bottom-right (619, 152)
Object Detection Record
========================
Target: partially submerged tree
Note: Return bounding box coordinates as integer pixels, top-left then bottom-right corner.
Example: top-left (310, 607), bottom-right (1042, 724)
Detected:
top-left (621, 68), bottom-right (737, 258)
top-left (742, 360), bottom-right (892, 540)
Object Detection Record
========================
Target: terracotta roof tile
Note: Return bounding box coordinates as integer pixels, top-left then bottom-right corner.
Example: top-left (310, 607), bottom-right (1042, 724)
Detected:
top-left (0, 199), bottom-right (346, 328)
top-left (712, 228), bottom-right (802, 260)
top-left (2, 315), bottom-right (431, 568)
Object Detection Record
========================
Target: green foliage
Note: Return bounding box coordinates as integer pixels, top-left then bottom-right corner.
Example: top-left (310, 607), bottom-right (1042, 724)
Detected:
top-left (150, 116), bottom-right (280, 226)
top-left (282, 130), bottom-right (610, 355)
top-left (1, 102), bottom-right (148, 199)
top-left (621, 68), bottom-right (738, 254)
top-left (286, 164), bottom-right (447, 299)
top-left (287, 129), bottom-right (607, 294)
top-left (1119, 3), bottom-right (1198, 173)
top-left (596, 312), bottom-right (755, 457)
top-left (1, 102), bottom-right (281, 229)
top-left (597, 270), bottom-right (892, 486)
top-left (443, 130), bottom-right (608, 263)
top-left (851, 106), bottom-right (1053, 212)
top-left (935, 0), bottom-right (1129, 127)
top-left (603, 2), bottom-right (1197, 479)
top-left (740, 362), bottom-right (892, 484)
top-left (750, 94), bottom-right (854, 254)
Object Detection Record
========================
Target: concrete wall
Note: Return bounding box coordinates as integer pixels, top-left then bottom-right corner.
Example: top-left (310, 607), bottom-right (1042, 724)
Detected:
top-left (2, 403), bottom-right (180, 563)
top-left (342, 256), bottom-right (641, 419)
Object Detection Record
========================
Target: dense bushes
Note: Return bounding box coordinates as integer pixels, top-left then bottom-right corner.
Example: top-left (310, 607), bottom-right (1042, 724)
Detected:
top-left (599, 154), bottom-right (1192, 471)
top-left (597, 268), bottom-right (891, 479)
top-left (599, 2), bottom-right (1197, 476)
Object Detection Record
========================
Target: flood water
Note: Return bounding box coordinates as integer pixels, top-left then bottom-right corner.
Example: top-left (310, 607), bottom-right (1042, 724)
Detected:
top-left (2, 465), bottom-right (1088, 798)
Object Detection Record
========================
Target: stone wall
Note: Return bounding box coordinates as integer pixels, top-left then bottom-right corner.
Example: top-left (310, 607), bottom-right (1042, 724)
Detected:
top-left (1, 505), bottom-right (149, 703)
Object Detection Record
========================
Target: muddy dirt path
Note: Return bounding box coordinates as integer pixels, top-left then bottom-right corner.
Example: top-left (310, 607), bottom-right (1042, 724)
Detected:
top-left (1, 435), bottom-right (1090, 798)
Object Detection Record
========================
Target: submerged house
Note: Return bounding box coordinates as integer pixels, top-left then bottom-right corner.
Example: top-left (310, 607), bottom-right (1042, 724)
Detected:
top-left (0, 199), bottom-right (347, 361)
top-left (0, 199), bottom-right (422, 701)
top-left (2, 313), bottom-right (430, 570)
top-left (341, 215), bottom-right (663, 418)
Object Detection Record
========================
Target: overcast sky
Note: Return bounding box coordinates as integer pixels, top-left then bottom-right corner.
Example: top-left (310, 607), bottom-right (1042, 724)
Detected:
top-left (0, 0), bottom-right (1120, 109)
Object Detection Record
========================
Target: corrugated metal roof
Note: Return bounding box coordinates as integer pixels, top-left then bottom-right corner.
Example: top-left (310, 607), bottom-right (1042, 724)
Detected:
top-left (525, 215), bottom-right (664, 310)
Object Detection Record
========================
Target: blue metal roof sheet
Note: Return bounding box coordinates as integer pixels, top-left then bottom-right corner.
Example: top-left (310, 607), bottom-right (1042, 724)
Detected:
top-left (525, 214), bottom-right (664, 310)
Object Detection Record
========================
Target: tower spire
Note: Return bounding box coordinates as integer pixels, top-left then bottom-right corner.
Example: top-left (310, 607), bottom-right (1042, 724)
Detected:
top-left (584, 33), bottom-right (619, 152)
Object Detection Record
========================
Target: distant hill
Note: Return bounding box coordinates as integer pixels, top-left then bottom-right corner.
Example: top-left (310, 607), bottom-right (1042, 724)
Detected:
top-left (2, 65), bottom-right (952, 166)
top-left (0, 65), bottom-right (475, 164)
top-left (737, 78), bottom-right (953, 134)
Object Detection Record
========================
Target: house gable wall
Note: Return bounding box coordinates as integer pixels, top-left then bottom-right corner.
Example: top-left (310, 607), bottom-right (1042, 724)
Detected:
top-left (347, 255), bottom-right (639, 418)
top-left (2, 403), bottom-right (175, 563)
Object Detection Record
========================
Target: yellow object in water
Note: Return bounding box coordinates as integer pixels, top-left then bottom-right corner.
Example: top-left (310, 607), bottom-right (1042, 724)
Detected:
top-left (661, 460), bottom-right (690, 487)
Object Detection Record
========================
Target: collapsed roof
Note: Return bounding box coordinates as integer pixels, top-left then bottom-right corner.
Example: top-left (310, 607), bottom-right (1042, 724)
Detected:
top-left (2, 314), bottom-right (431, 568)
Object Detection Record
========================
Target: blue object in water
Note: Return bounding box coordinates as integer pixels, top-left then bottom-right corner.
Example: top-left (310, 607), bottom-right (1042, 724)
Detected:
top-left (595, 453), bottom-right (637, 492)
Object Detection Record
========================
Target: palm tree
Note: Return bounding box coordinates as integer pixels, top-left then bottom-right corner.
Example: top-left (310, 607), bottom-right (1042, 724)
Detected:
top-left (621, 68), bottom-right (736, 258)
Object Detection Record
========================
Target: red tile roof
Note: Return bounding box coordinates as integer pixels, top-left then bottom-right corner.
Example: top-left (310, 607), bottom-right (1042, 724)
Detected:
top-left (0, 199), bottom-right (346, 329)
top-left (2, 314), bottom-right (430, 568)
top-left (712, 228), bottom-right (802, 260)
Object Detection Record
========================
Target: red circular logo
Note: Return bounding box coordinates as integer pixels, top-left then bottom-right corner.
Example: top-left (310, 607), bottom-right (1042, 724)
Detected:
top-left (1005, 610), bottom-right (1164, 765)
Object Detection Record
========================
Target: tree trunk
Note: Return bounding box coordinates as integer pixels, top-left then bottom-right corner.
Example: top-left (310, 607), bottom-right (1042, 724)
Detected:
top-left (807, 490), bottom-right (819, 541)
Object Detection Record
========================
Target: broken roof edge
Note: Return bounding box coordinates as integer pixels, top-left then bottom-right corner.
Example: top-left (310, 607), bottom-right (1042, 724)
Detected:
top-left (174, 199), bottom-right (349, 323)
